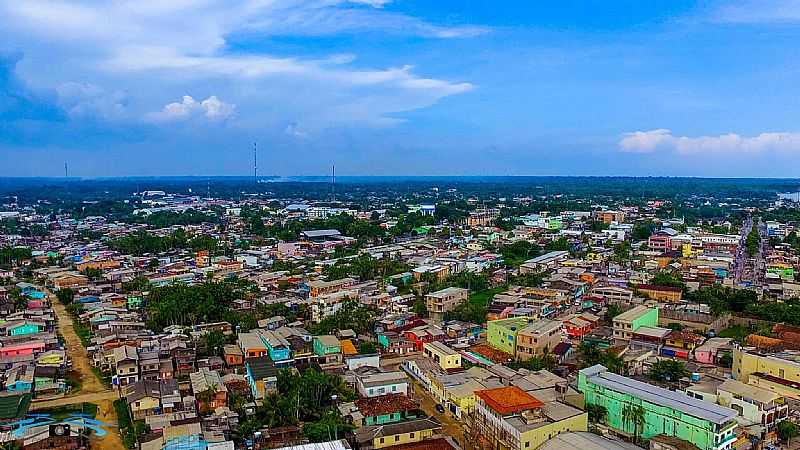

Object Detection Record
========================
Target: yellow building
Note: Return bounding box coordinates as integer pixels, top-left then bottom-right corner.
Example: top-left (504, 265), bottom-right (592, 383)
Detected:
top-left (356, 417), bottom-right (441, 449)
top-left (473, 386), bottom-right (588, 450)
top-left (521, 409), bottom-right (588, 449)
top-left (423, 341), bottom-right (462, 371)
top-left (733, 347), bottom-right (800, 399)
top-left (444, 379), bottom-right (485, 419)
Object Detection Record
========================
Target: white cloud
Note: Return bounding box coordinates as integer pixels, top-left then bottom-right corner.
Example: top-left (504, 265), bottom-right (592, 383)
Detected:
top-left (619, 129), bottom-right (800, 154)
top-left (56, 82), bottom-right (127, 120)
top-left (0, 0), bottom-right (478, 128)
top-left (147, 95), bottom-right (235, 122)
top-left (712, 0), bottom-right (800, 24)
top-left (284, 122), bottom-right (309, 138)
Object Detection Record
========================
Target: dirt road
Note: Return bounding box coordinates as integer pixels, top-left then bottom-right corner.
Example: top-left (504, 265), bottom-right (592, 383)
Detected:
top-left (47, 288), bottom-right (126, 450)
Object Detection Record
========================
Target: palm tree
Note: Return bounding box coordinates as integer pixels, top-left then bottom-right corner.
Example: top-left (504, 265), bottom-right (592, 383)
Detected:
top-left (622, 404), bottom-right (646, 444)
top-left (587, 404), bottom-right (607, 425)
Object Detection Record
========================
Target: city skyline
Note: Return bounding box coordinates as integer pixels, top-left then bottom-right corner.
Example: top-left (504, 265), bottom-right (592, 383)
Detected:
top-left (3, 1), bottom-right (800, 177)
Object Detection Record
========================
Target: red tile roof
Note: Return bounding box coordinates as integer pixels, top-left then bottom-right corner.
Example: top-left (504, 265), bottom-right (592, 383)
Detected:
top-left (475, 386), bottom-right (543, 415)
top-left (354, 393), bottom-right (418, 417)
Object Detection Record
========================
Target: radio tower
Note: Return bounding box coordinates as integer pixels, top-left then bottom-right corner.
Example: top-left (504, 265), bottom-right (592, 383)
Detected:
top-left (331, 164), bottom-right (336, 202)
top-left (253, 142), bottom-right (257, 185)
top-left (64, 162), bottom-right (68, 178)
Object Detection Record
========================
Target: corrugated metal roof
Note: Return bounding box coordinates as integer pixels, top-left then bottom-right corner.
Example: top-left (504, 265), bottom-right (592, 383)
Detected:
top-left (582, 365), bottom-right (736, 424)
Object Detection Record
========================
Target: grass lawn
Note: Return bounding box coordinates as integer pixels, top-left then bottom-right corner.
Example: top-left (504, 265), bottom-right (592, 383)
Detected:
top-left (718, 325), bottom-right (751, 343)
top-left (72, 318), bottom-right (92, 347)
top-left (469, 286), bottom-right (506, 307)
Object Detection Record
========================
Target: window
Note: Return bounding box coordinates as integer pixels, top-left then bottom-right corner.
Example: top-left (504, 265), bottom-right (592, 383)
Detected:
top-left (395, 435), bottom-right (400, 441)
top-left (410, 433), bottom-right (415, 438)
top-left (379, 438), bottom-right (384, 444)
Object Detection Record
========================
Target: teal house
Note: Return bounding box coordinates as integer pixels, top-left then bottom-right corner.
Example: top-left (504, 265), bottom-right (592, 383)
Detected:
top-left (579, 365), bottom-right (738, 450)
top-left (313, 335), bottom-right (341, 356)
top-left (354, 393), bottom-right (418, 426)
top-left (2, 321), bottom-right (45, 337)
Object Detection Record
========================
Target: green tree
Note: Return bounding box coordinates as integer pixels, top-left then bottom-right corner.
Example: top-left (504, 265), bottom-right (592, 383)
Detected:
top-left (82, 267), bottom-right (103, 280)
top-left (56, 288), bottom-right (75, 305)
top-left (605, 304), bottom-right (622, 323)
top-left (586, 404), bottom-right (607, 424)
top-left (622, 404), bottom-right (646, 444)
top-left (359, 341), bottom-right (377, 354)
top-left (412, 298), bottom-right (428, 317)
top-left (650, 271), bottom-right (685, 290)
top-left (200, 331), bottom-right (228, 357)
top-left (777, 420), bottom-right (799, 447)
top-left (303, 413), bottom-right (354, 442)
top-left (632, 222), bottom-right (655, 240)
top-left (648, 360), bottom-right (687, 382)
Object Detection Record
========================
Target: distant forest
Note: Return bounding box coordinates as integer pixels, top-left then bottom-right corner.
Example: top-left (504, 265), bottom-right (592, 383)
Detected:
top-left (0, 176), bottom-right (797, 207)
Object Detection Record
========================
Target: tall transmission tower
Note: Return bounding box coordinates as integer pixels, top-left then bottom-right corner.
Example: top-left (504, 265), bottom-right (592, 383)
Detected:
top-left (253, 142), bottom-right (258, 185)
top-left (331, 164), bottom-right (336, 202)
top-left (64, 162), bottom-right (68, 178)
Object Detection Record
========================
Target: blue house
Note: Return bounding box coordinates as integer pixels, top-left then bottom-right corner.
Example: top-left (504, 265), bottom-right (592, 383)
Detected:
top-left (5, 365), bottom-right (34, 392)
top-left (257, 330), bottom-right (292, 366)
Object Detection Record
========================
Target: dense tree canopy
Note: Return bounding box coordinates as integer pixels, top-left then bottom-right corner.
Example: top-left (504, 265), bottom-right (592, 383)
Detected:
top-left (0, 246), bottom-right (32, 268)
top-left (146, 279), bottom-right (255, 331)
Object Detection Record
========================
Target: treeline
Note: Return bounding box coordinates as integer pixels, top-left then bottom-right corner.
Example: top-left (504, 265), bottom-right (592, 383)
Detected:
top-left (145, 279), bottom-right (256, 331)
top-left (248, 211), bottom-right (389, 242)
top-left (323, 254), bottom-right (410, 282)
top-left (130, 209), bottom-right (219, 228)
top-left (108, 230), bottom-right (222, 256)
top-left (689, 285), bottom-right (800, 326)
top-left (308, 299), bottom-right (376, 336)
top-left (248, 210), bottom-right (442, 243)
top-left (0, 218), bottom-right (48, 237)
top-left (0, 246), bottom-right (32, 268)
top-left (239, 368), bottom-right (355, 443)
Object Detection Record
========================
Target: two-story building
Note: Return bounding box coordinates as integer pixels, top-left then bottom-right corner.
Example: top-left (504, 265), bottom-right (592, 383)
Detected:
top-left (579, 365), bottom-right (738, 450)
top-left (423, 341), bottom-right (462, 371)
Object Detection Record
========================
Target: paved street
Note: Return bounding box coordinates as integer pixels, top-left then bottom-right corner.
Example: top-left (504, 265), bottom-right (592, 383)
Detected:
top-left (412, 382), bottom-right (468, 448)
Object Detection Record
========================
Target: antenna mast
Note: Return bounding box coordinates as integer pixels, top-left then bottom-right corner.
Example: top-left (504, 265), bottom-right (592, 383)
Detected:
top-left (64, 162), bottom-right (68, 178)
top-left (253, 142), bottom-right (258, 185)
top-left (332, 164), bottom-right (336, 202)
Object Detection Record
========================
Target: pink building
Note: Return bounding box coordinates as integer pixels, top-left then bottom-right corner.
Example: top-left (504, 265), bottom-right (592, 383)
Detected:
top-left (693, 337), bottom-right (732, 365)
top-left (0, 341), bottom-right (46, 357)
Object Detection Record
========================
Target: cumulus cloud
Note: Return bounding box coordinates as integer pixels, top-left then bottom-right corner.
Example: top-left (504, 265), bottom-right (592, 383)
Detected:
top-left (0, 0), bottom-right (478, 129)
top-left (619, 129), bottom-right (800, 154)
top-left (147, 95), bottom-right (235, 122)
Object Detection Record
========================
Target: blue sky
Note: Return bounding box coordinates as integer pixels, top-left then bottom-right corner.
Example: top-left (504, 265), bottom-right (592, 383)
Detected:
top-left (2, 0), bottom-right (800, 177)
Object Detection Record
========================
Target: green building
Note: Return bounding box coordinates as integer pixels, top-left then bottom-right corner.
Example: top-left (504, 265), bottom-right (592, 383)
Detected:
top-left (547, 218), bottom-right (563, 230)
top-left (486, 317), bottom-right (529, 356)
top-left (767, 266), bottom-right (794, 281)
top-left (612, 305), bottom-right (659, 341)
top-left (313, 335), bottom-right (341, 357)
top-left (578, 365), bottom-right (738, 450)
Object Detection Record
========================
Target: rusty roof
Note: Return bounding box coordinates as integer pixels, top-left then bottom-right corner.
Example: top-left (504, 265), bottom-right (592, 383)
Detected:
top-left (475, 386), bottom-right (543, 415)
